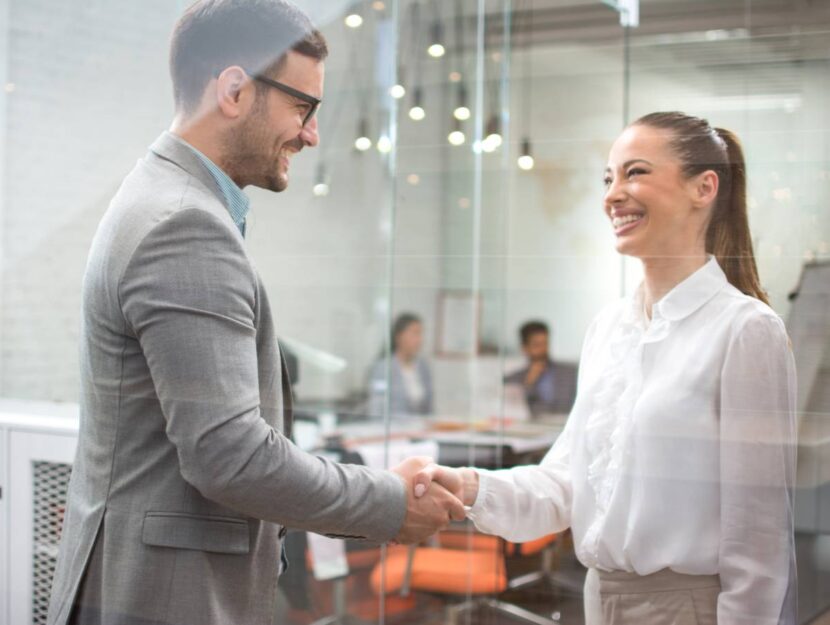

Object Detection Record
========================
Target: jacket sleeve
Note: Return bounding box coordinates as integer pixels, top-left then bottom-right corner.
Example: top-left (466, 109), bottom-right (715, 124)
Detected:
top-left (119, 208), bottom-right (406, 541)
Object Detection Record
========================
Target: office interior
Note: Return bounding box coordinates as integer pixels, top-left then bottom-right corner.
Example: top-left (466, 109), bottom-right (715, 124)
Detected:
top-left (0, 0), bottom-right (829, 623)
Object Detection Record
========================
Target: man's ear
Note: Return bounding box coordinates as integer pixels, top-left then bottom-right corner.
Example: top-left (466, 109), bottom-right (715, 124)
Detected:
top-left (214, 66), bottom-right (253, 120)
top-left (692, 169), bottom-right (720, 210)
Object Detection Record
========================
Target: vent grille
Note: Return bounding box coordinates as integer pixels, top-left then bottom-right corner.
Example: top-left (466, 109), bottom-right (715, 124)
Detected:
top-left (31, 461), bottom-right (72, 625)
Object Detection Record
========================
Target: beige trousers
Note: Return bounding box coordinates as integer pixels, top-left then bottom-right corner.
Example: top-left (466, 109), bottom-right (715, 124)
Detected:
top-left (584, 568), bottom-right (721, 625)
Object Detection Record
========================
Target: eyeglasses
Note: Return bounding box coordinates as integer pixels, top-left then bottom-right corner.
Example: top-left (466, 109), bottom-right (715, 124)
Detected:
top-left (242, 67), bottom-right (321, 126)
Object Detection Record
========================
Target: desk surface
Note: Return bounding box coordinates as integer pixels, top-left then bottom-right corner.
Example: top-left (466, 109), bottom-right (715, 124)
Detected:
top-left (331, 415), bottom-right (566, 456)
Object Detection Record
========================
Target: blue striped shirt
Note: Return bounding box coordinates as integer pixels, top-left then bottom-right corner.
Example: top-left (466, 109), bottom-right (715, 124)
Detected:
top-left (180, 139), bottom-right (250, 236)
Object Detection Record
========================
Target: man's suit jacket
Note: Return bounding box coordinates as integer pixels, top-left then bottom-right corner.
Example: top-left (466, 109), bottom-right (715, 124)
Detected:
top-left (503, 359), bottom-right (579, 416)
top-left (46, 132), bottom-right (406, 625)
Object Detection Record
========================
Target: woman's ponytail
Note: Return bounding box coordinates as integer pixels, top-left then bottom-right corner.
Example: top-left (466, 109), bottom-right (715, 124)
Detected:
top-left (708, 128), bottom-right (769, 306)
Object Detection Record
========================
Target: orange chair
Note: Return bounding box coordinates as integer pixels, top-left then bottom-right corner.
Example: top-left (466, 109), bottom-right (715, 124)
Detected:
top-left (370, 534), bottom-right (563, 625)
top-left (301, 544), bottom-right (416, 625)
top-left (436, 531), bottom-right (566, 593)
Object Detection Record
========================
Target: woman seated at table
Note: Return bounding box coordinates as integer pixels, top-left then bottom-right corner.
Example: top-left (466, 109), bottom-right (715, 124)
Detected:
top-left (368, 313), bottom-right (434, 418)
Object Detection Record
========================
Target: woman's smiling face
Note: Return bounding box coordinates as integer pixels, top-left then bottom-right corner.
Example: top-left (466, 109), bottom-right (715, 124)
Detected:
top-left (604, 124), bottom-right (713, 260)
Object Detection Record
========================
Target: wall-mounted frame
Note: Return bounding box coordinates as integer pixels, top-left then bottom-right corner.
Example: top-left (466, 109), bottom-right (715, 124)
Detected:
top-left (435, 291), bottom-right (481, 357)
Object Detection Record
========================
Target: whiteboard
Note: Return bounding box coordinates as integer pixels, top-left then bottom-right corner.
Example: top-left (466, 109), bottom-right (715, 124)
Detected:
top-left (787, 261), bottom-right (830, 533)
top-left (786, 261), bottom-right (830, 416)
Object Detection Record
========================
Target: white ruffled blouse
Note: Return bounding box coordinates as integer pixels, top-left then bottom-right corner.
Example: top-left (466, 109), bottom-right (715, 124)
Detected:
top-left (468, 257), bottom-right (797, 625)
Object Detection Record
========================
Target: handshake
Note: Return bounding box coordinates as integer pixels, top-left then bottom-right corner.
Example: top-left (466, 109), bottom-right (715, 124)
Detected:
top-left (389, 456), bottom-right (481, 544)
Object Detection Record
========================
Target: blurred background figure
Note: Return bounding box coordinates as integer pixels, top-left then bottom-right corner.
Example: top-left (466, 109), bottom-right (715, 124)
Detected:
top-left (504, 320), bottom-right (577, 417)
top-left (368, 313), bottom-right (434, 417)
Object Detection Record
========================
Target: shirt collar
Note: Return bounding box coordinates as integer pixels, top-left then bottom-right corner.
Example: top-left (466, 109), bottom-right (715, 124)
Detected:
top-left (636, 256), bottom-right (728, 323)
top-left (165, 133), bottom-right (250, 236)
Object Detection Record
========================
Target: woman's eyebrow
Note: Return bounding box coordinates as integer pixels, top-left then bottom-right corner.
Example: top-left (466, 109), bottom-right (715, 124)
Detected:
top-left (605, 158), bottom-right (653, 173)
top-left (622, 158), bottom-right (653, 168)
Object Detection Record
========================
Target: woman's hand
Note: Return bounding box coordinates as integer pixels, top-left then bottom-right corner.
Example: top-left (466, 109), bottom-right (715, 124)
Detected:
top-left (413, 463), bottom-right (480, 508)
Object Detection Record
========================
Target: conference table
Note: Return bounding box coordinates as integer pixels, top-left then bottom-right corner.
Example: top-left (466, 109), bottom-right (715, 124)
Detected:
top-left (320, 414), bottom-right (567, 469)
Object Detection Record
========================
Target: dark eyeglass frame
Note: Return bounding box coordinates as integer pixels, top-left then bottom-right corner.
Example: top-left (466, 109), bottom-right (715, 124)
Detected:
top-left (242, 67), bottom-right (321, 126)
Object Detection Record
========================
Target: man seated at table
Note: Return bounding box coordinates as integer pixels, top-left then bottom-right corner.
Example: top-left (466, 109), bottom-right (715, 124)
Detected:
top-left (503, 320), bottom-right (577, 416)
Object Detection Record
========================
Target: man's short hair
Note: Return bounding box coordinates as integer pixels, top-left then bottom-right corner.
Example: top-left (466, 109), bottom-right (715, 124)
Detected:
top-left (519, 320), bottom-right (549, 346)
top-left (170, 0), bottom-right (328, 114)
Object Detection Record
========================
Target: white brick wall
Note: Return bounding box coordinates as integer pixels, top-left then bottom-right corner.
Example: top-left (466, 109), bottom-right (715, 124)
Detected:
top-left (1, 1), bottom-right (828, 406)
top-left (1, 0), bottom-right (177, 400)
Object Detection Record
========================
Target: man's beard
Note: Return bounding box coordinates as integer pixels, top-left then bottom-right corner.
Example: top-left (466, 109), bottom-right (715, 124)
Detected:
top-left (224, 96), bottom-right (295, 192)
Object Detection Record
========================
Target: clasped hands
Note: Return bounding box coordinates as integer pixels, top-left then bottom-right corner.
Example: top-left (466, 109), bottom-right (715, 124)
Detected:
top-left (390, 456), bottom-right (480, 544)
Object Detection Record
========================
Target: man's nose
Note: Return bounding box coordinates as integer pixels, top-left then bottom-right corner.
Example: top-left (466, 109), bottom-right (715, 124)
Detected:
top-left (300, 116), bottom-right (320, 148)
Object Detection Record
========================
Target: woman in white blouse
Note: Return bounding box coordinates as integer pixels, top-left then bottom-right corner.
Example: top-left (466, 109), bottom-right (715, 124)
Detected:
top-left (414, 112), bottom-right (797, 625)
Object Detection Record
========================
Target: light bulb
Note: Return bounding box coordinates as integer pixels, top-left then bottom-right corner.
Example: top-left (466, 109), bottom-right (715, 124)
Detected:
top-left (345, 13), bottom-right (363, 28)
top-left (518, 138), bottom-right (534, 170)
top-left (427, 21), bottom-right (445, 58)
top-left (428, 43), bottom-right (445, 58)
top-left (377, 135), bottom-right (392, 153)
top-left (409, 87), bottom-right (425, 121)
top-left (354, 118), bottom-right (372, 151)
top-left (518, 154), bottom-right (535, 170)
top-left (483, 133), bottom-right (502, 152)
top-left (486, 133), bottom-right (503, 148)
top-left (482, 114), bottom-right (502, 152)
top-left (454, 106), bottom-right (471, 121)
top-left (313, 163), bottom-right (329, 196)
top-left (389, 84), bottom-right (406, 99)
top-left (448, 130), bottom-right (466, 146)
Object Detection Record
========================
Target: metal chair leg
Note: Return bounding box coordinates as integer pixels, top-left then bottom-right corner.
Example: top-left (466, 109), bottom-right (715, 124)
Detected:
top-left (485, 598), bottom-right (562, 625)
top-left (309, 577), bottom-right (373, 625)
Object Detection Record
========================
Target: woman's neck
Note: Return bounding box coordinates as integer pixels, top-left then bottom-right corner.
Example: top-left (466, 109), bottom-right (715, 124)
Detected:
top-left (641, 252), bottom-right (708, 319)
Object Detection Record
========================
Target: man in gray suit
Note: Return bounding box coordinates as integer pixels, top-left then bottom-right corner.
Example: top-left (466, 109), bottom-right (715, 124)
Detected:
top-left (46, 2), bottom-right (464, 624)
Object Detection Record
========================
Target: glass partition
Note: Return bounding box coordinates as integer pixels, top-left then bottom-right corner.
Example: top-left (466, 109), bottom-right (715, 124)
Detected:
top-left (625, 2), bottom-right (830, 621)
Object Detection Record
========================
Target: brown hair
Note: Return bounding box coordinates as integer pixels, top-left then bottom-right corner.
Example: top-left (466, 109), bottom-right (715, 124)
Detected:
top-left (520, 320), bottom-right (549, 346)
top-left (391, 313), bottom-right (422, 354)
top-left (633, 112), bottom-right (769, 306)
top-left (170, 0), bottom-right (328, 114)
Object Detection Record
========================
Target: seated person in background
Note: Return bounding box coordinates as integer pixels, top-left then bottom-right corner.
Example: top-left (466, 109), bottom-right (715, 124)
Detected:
top-left (369, 313), bottom-right (434, 417)
top-left (503, 320), bottom-right (577, 416)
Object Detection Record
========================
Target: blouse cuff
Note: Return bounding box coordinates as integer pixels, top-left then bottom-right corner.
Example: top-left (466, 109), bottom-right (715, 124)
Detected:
top-left (467, 468), bottom-right (491, 520)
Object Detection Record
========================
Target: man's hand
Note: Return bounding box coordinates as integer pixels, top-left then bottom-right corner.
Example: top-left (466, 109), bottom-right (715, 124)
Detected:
top-left (412, 463), bottom-right (480, 508)
top-left (391, 456), bottom-right (466, 544)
